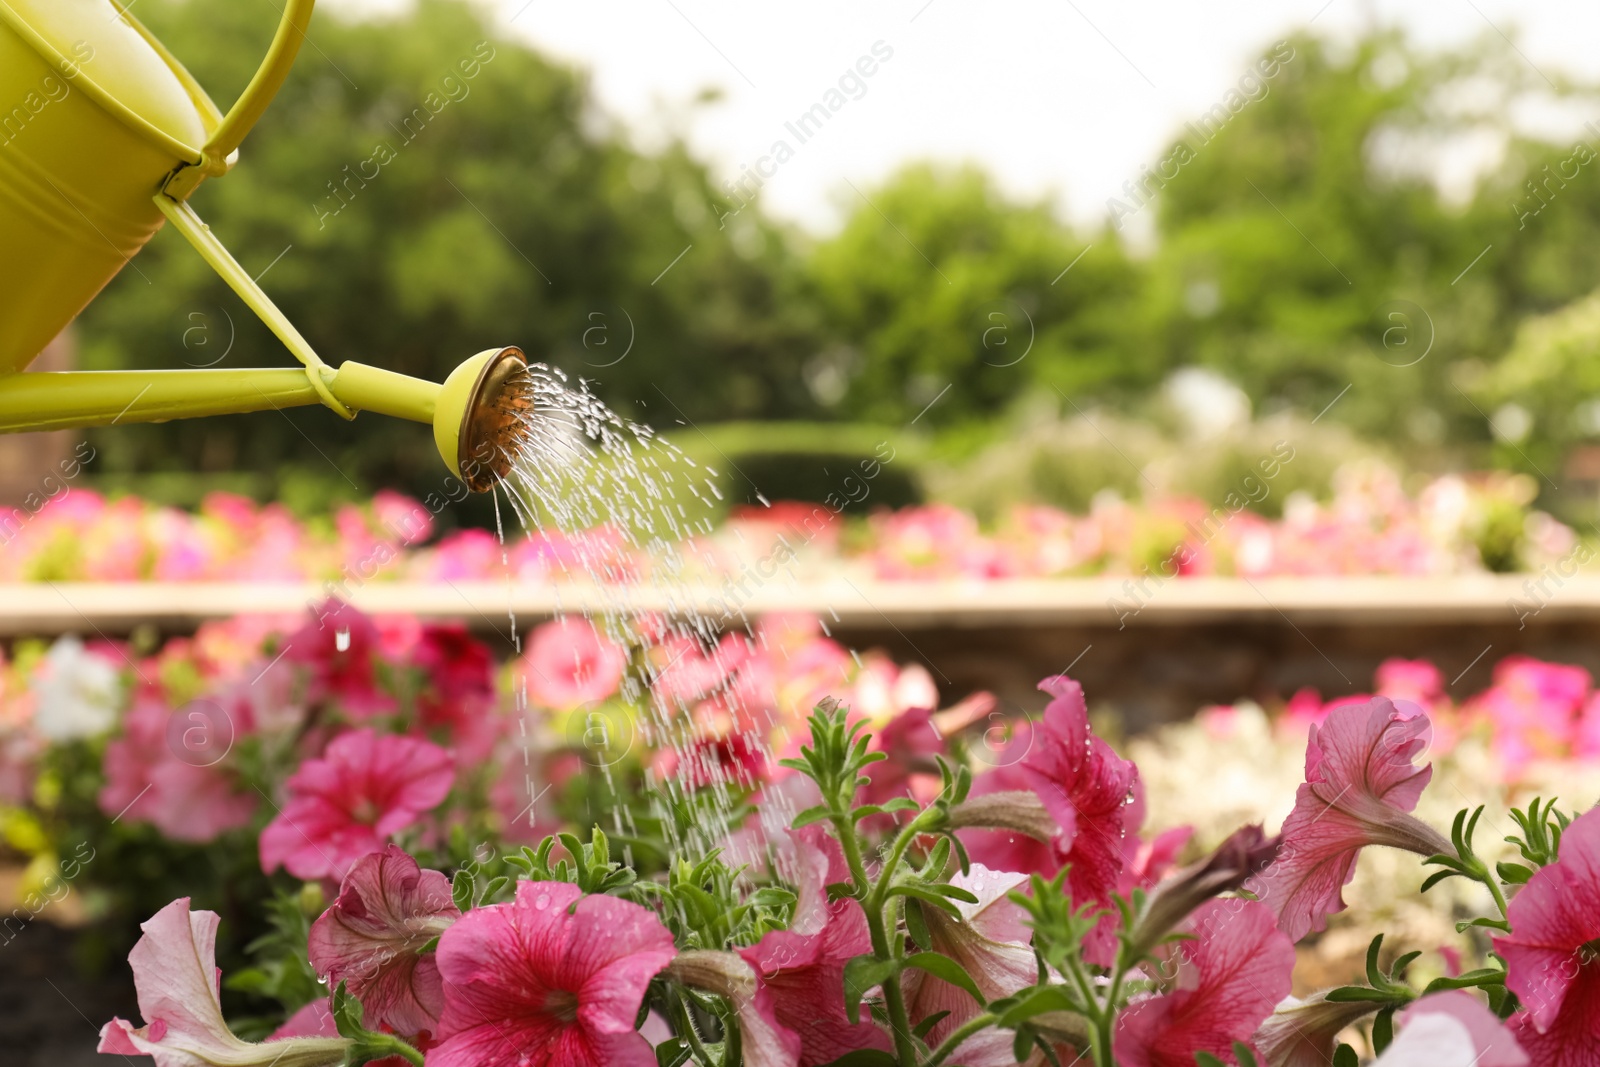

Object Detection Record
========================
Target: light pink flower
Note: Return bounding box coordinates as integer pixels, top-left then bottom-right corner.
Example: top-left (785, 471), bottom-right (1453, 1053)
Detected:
top-left (1252, 991), bottom-right (1384, 1067)
top-left (665, 951), bottom-right (802, 1067)
top-left (430, 880), bottom-right (675, 1067)
top-left (307, 845), bottom-right (460, 1035)
top-left (259, 729), bottom-right (454, 881)
top-left (523, 618), bottom-right (627, 709)
top-left (98, 897), bottom-right (348, 1067)
top-left (1495, 806), bottom-right (1600, 1061)
top-left (1248, 697), bottom-right (1450, 941)
top-left (905, 865), bottom-right (1042, 1067)
top-left (1114, 898), bottom-right (1294, 1067)
top-left (97, 693), bottom-right (256, 844)
top-left (1371, 992), bottom-right (1527, 1067)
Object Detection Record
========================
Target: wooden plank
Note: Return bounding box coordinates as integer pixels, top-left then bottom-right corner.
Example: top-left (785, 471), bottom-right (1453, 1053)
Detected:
top-left (0, 575), bottom-right (1577, 634)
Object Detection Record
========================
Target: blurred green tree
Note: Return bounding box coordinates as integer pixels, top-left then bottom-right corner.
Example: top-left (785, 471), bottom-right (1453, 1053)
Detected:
top-left (78, 0), bottom-right (823, 517)
top-left (1145, 28), bottom-right (1600, 471)
top-left (805, 163), bottom-right (1151, 425)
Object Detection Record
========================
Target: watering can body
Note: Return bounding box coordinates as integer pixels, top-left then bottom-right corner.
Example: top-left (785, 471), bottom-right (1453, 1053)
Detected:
top-left (0, 0), bottom-right (213, 373)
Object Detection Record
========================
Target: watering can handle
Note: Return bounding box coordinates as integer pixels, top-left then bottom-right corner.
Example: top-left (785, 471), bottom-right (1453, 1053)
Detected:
top-left (165, 0), bottom-right (316, 196)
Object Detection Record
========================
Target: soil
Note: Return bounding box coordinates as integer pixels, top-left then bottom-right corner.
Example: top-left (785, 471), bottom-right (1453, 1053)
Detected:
top-left (1, 920), bottom-right (138, 1067)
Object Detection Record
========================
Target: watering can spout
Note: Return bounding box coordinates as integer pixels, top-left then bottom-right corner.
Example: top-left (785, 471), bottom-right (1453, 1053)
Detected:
top-left (0, 347), bottom-right (531, 491)
top-left (329, 347), bottom-right (531, 492)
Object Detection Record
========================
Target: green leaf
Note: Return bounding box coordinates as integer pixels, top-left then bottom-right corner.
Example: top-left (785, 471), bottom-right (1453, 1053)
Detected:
top-left (793, 805), bottom-right (832, 828)
top-left (928, 882), bottom-right (980, 903)
top-left (1497, 861), bottom-right (1534, 885)
top-left (1194, 1054), bottom-right (1227, 1067)
top-left (1365, 935), bottom-right (1386, 988)
top-left (1326, 986), bottom-right (1406, 1004)
top-left (887, 883), bottom-right (965, 918)
top-left (1421, 968), bottom-right (1508, 994)
top-left (841, 955), bottom-right (898, 1026)
top-left (1332, 1043), bottom-right (1360, 1067)
top-left (1373, 1006), bottom-right (1396, 1053)
top-left (993, 985), bottom-right (1081, 1028)
top-left (1231, 1042), bottom-right (1260, 1067)
top-left (903, 952), bottom-right (984, 1006)
top-left (912, 1010), bottom-right (951, 1039)
top-left (905, 898), bottom-right (931, 951)
top-left (1420, 868), bottom-right (1463, 893)
top-left (451, 869), bottom-right (474, 913)
top-left (655, 1037), bottom-right (694, 1067)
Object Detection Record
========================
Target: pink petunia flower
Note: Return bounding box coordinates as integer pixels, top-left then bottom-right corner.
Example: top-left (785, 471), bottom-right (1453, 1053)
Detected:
top-left (97, 692), bottom-right (257, 844)
top-left (1494, 806), bottom-right (1600, 1061)
top-left (1370, 992), bottom-right (1527, 1067)
top-left (522, 617), bottom-right (628, 710)
top-left (307, 845), bottom-right (460, 1035)
top-left (282, 601), bottom-right (395, 718)
top-left (1247, 697), bottom-right (1450, 941)
top-left (736, 827), bottom-right (894, 1065)
top-left (1114, 898), bottom-right (1294, 1067)
top-left (430, 880), bottom-right (676, 1067)
top-left (904, 865), bottom-right (1046, 1067)
top-left (665, 951), bottom-right (802, 1067)
top-left (98, 898), bottom-right (349, 1067)
top-left (960, 676), bottom-right (1140, 964)
top-left (411, 624), bottom-right (502, 763)
top-left (259, 729), bottom-right (455, 881)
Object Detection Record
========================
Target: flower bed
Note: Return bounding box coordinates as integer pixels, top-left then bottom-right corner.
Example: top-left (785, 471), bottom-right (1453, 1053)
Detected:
top-left (4, 602), bottom-right (1600, 1063)
top-left (0, 463), bottom-right (1582, 584)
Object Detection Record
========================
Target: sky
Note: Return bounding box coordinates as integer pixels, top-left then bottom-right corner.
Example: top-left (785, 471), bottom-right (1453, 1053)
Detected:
top-left (332, 0), bottom-right (1600, 233)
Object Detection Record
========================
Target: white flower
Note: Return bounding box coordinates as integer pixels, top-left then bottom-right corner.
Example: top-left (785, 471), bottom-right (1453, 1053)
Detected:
top-left (31, 636), bottom-right (122, 741)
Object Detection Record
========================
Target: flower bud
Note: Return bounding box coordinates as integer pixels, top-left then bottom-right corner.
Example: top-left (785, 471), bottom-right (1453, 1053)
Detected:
top-left (946, 790), bottom-right (1059, 843)
top-left (1126, 824), bottom-right (1280, 964)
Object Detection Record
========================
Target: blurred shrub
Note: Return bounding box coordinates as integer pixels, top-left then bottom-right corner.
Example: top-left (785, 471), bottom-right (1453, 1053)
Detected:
top-left (924, 408), bottom-right (1377, 522)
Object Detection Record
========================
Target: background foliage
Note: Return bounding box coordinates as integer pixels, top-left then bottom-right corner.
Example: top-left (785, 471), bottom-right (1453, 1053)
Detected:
top-left (70, 1), bottom-right (1600, 523)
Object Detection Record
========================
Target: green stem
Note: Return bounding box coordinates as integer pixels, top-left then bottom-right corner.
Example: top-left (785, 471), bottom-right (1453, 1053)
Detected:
top-left (1059, 953), bottom-right (1113, 1067)
top-left (669, 986), bottom-right (715, 1067)
top-left (924, 1012), bottom-right (998, 1067)
top-left (1483, 872), bottom-right (1511, 924)
top-left (832, 812), bottom-right (921, 1067)
top-left (370, 1035), bottom-right (425, 1067)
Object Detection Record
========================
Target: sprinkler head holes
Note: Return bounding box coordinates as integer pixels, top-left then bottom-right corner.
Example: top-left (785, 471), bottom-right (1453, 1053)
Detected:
top-left (456, 346), bottom-right (535, 492)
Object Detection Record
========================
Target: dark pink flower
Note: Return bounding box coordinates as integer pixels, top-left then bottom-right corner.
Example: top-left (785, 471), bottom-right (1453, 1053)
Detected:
top-left (412, 624), bottom-right (501, 762)
top-left (284, 601), bottom-right (395, 718)
top-left (737, 828), bottom-right (893, 1066)
top-left (259, 729), bottom-right (454, 881)
top-left (1495, 806), bottom-right (1600, 1062)
top-left (98, 898), bottom-right (349, 1067)
top-left (307, 845), bottom-right (460, 1035)
top-left (1114, 898), bottom-right (1294, 1067)
top-left (960, 676), bottom-right (1140, 963)
top-left (430, 880), bottom-right (675, 1067)
top-left (864, 704), bottom-right (941, 787)
top-left (1248, 697), bottom-right (1449, 941)
top-left (97, 692), bottom-right (256, 844)
top-left (522, 618), bottom-right (627, 709)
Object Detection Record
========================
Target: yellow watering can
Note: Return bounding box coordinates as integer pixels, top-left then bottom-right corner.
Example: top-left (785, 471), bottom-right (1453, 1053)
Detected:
top-left (0, 0), bottom-right (526, 490)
